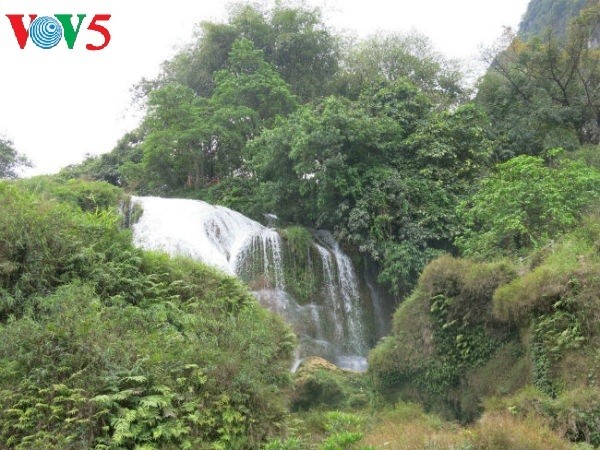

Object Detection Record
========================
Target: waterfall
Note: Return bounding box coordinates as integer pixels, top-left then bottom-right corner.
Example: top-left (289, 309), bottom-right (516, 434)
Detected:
top-left (132, 196), bottom-right (263, 274)
top-left (130, 196), bottom-right (383, 372)
top-left (315, 231), bottom-right (367, 355)
top-left (314, 243), bottom-right (344, 344)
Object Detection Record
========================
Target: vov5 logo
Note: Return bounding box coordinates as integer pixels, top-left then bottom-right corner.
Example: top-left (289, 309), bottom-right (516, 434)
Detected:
top-left (6, 14), bottom-right (111, 50)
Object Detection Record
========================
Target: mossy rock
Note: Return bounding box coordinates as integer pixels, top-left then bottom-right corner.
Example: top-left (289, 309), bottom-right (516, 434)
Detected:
top-left (291, 357), bottom-right (369, 411)
top-left (296, 356), bottom-right (340, 374)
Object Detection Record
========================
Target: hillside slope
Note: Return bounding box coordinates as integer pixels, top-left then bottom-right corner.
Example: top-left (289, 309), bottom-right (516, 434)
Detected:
top-left (0, 179), bottom-right (295, 449)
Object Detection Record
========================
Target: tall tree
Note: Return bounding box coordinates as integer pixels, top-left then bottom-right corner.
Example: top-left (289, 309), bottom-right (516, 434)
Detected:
top-left (245, 84), bottom-right (491, 295)
top-left (161, 3), bottom-right (339, 102)
top-left (212, 38), bottom-right (298, 123)
top-left (143, 84), bottom-right (203, 190)
top-left (0, 137), bottom-right (30, 179)
top-left (336, 32), bottom-right (465, 105)
top-left (139, 38), bottom-right (297, 192)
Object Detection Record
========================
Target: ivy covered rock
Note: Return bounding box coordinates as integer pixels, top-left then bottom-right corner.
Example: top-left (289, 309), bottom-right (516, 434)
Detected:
top-left (369, 255), bottom-right (519, 420)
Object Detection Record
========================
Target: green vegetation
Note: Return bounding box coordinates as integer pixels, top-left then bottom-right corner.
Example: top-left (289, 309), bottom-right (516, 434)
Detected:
top-left (369, 216), bottom-right (600, 444)
top-left (0, 136), bottom-right (30, 179)
top-left (66, 0), bottom-right (600, 299)
top-left (0, 180), bottom-right (294, 449)
top-left (279, 227), bottom-right (322, 305)
top-left (3, 0), bottom-right (600, 448)
top-left (369, 256), bottom-right (520, 420)
top-left (66, 2), bottom-right (482, 296)
top-left (264, 400), bottom-right (580, 449)
top-left (290, 358), bottom-right (370, 412)
top-left (478, 2), bottom-right (600, 159)
top-left (486, 386), bottom-right (600, 446)
top-left (17, 175), bottom-right (125, 212)
top-left (361, 402), bottom-right (578, 450)
top-left (457, 153), bottom-right (600, 258)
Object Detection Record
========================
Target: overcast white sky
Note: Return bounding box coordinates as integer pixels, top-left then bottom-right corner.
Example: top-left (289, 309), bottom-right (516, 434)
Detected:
top-left (0, 0), bottom-right (530, 176)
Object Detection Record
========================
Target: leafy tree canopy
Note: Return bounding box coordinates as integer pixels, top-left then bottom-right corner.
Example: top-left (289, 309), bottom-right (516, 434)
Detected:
top-left (158, 3), bottom-right (339, 101)
top-left (457, 151), bottom-right (600, 258)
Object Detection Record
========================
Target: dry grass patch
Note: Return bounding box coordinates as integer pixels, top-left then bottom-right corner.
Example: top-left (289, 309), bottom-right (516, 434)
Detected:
top-left (361, 403), bottom-right (468, 450)
top-left (471, 412), bottom-right (573, 450)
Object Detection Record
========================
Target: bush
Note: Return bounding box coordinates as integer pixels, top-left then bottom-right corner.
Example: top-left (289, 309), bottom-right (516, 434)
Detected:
top-left (458, 342), bottom-right (531, 419)
top-left (470, 412), bottom-right (573, 450)
top-left (457, 154), bottom-right (600, 258)
top-left (361, 402), bottom-right (467, 450)
top-left (17, 176), bottom-right (123, 212)
top-left (291, 357), bottom-right (369, 411)
top-left (490, 220), bottom-right (600, 395)
top-left (318, 411), bottom-right (367, 450)
top-left (493, 219), bottom-right (600, 325)
top-left (0, 182), bottom-right (127, 315)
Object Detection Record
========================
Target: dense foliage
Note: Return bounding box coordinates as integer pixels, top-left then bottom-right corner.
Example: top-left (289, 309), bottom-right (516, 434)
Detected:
top-left (369, 256), bottom-right (520, 420)
top-left (14, 1), bottom-right (600, 448)
top-left (369, 215), bottom-right (600, 441)
top-left (0, 181), bottom-right (295, 449)
top-left (158, 3), bottom-right (339, 102)
top-left (65, 2), bottom-right (485, 297)
top-left (65, 1), bottom-right (600, 300)
top-left (457, 153), bottom-right (600, 258)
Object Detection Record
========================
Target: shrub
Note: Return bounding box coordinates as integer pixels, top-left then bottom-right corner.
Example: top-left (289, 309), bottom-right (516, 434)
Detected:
top-left (361, 402), bottom-right (467, 450)
top-left (485, 386), bottom-right (600, 447)
top-left (490, 220), bottom-right (600, 394)
top-left (493, 219), bottom-right (600, 325)
top-left (0, 182), bottom-right (127, 315)
top-left (318, 411), bottom-right (366, 450)
top-left (17, 176), bottom-right (123, 212)
top-left (291, 357), bottom-right (369, 411)
top-left (457, 154), bottom-right (600, 258)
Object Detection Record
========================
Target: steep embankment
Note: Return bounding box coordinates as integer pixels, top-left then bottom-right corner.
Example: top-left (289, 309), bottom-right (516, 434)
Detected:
top-left (0, 178), bottom-right (295, 449)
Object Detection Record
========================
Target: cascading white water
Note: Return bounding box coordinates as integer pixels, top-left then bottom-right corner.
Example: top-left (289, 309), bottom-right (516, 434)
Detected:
top-left (132, 196), bottom-right (264, 275)
top-left (314, 243), bottom-right (344, 344)
top-left (315, 231), bottom-right (368, 371)
top-left (130, 196), bottom-right (374, 371)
